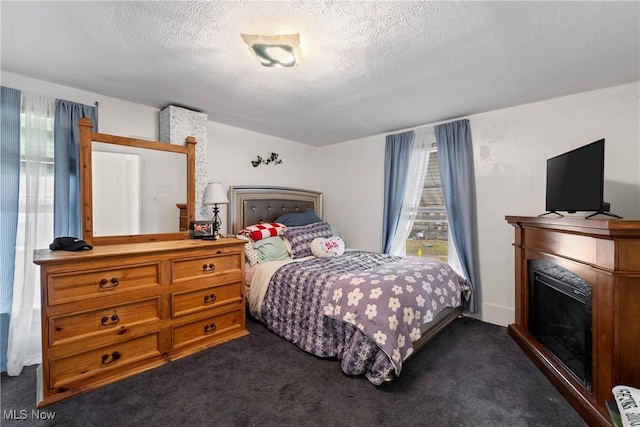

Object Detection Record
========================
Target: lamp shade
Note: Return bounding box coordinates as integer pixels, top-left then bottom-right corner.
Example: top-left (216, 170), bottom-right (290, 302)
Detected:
top-left (203, 182), bottom-right (229, 205)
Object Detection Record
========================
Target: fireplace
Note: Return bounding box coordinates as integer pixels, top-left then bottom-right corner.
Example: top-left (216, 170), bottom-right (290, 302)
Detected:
top-left (507, 216), bottom-right (640, 426)
top-left (528, 260), bottom-right (592, 391)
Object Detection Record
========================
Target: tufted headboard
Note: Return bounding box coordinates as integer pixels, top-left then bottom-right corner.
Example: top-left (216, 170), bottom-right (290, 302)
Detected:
top-left (228, 186), bottom-right (323, 234)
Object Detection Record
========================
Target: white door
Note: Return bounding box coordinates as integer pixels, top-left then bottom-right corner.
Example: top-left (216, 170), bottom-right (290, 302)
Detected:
top-left (92, 151), bottom-right (141, 236)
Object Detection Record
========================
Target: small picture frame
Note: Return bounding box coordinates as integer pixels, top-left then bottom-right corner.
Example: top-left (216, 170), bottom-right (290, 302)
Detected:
top-left (190, 221), bottom-right (213, 239)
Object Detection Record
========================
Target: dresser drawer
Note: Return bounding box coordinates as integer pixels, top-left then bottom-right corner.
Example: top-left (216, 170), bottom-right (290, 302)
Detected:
top-left (49, 333), bottom-right (161, 389)
top-left (171, 282), bottom-right (243, 318)
top-left (47, 264), bottom-right (160, 306)
top-left (49, 298), bottom-right (161, 347)
top-left (172, 310), bottom-right (244, 349)
top-left (172, 253), bottom-right (242, 283)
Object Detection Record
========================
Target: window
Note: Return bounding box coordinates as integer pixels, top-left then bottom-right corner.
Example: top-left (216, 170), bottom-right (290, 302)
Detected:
top-left (406, 144), bottom-right (450, 262)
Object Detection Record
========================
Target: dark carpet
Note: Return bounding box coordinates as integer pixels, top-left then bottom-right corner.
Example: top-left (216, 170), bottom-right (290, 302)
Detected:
top-left (1, 316), bottom-right (587, 427)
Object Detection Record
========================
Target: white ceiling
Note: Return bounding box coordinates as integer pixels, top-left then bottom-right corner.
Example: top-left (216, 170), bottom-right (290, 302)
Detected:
top-left (1, 1), bottom-right (638, 146)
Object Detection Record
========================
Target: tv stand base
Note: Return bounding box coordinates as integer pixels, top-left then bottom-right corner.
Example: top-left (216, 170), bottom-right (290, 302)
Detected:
top-left (538, 211), bottom-right (564, 218)
top-left (585, 201), bottom-right (622, 219)
top-left (539, 202), bottom-right (623, 220)
top-left (585, 211), bottom-right (623, 219)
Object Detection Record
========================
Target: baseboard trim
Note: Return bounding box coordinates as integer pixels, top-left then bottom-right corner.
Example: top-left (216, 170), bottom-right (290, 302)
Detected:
top-left (480, 303), bottom-right (514, 327)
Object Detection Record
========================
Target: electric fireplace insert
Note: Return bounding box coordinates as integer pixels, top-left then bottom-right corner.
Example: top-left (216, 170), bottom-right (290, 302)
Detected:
top-left (528, 260), bottom-right (592, 391)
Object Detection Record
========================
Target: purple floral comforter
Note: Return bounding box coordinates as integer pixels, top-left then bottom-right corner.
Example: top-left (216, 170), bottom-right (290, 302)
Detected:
top-left (261, 251), bottom-right (469, 385)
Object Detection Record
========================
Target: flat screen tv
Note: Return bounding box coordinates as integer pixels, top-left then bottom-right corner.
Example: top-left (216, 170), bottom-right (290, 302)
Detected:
top-left (544, 139), bottom-right (612, 217)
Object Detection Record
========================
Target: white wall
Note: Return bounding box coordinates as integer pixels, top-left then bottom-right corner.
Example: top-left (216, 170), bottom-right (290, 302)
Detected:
top-left (205, 121), bottom-right (320, 234)
top-left (472, 82), bottom-right (639, 325)
top-left (5, 72), bottom-right (639, 327)
top-left (1, 72), bottom-right (159, 139)
top-left (1, 72), bottom-right (320, 237)
top-left (319, 135), bottom-right (386, 252)
top-left (321, 81), bottom-right (640, 326)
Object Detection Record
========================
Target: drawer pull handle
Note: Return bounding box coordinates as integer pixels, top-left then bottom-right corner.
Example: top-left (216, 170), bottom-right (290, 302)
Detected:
top-left (203, 323), bottom-right (217, 334)
top-left (100, 351), bottom-right (121, 366)
top-left (202, 263), bottom-right (216, 273)
top-left (203, 293), bottom-right (217, 305)
top-left (99, 277), bottom-right (119, 290)
top-left (101, 314), bottom-right (120, 326)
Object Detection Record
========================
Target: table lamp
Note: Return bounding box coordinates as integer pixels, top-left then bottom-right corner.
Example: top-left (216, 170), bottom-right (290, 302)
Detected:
top-left (202, 182), bottom-right (229, 239)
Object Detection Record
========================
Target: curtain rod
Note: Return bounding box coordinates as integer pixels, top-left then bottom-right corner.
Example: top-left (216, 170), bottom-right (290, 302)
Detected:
top-left (388, 114), bottom-right (468, 136)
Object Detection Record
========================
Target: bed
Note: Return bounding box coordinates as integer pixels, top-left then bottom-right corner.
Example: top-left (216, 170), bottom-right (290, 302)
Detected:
top-left (229, 185), bottom-right (470, 385)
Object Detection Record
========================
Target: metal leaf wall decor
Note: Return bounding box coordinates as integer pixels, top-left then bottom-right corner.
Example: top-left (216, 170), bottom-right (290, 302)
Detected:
top-left (251, 152), bottom-right (283, 167)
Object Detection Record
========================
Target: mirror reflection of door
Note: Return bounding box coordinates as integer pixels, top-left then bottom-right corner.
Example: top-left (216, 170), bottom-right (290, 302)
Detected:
top-left (92, 151), bottom-right (141, 236)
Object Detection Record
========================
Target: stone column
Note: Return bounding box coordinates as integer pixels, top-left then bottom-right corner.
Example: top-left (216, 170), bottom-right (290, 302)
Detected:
top-left (159, 105), bottom-right (209, 220)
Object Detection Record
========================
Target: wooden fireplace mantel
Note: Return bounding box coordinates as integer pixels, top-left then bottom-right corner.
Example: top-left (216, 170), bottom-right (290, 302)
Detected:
top-left (505, 216), bottom-right (640, 427)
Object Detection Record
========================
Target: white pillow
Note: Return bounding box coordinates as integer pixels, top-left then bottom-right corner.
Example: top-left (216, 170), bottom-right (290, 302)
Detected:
top-left (310, 236), bottom-right (345, 258)
top-left (236, 234), bottom-right (259, 266)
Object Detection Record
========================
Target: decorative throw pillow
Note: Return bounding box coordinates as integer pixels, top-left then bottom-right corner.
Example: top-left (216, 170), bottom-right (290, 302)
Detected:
top-left (236, 234), bottom-right (259, 266)
top-left (253, 236), bottom-right (292, 263)
top-left (239, 222), bottom-right (286, 241)
top-left (275, 210), bottom-right (322, 227)
top-left (282, 222), bottom-right (333, 259)
top-left (310, 236), bottom-right (345, 258)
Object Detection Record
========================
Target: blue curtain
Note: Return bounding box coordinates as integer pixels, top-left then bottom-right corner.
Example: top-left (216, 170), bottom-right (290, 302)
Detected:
top-left (1, 86), bottom-right (22, 372)
top-left (382, 130), bottom-right (415, 254)
top-left (53, 100), bottom-right (97, 238)
top-left (435, 119), bottom-right (480, 313)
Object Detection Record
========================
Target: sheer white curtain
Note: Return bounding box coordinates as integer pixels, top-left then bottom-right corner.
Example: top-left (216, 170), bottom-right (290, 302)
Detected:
top-left (7, 93), bottom-right (55, 375)
top-left (388, 127), bottom-right (435, 256)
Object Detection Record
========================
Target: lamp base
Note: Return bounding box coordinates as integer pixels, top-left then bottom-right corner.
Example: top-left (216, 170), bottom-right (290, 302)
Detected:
top-left (209, 204), bottom-right (223, 240)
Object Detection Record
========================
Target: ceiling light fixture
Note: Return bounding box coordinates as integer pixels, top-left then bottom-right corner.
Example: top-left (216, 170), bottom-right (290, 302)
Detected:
top-left (240, 33), bottom-right (303, 68)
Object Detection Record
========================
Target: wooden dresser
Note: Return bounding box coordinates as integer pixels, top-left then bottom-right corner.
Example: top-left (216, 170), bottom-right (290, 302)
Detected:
top-left (33, 238), bottom-right (248, 407)
top-left (505, 216), bottom-right (640, 427)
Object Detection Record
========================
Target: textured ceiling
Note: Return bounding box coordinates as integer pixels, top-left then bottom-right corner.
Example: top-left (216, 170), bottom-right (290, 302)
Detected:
top-left (1, 1), bottom-right (638, 146)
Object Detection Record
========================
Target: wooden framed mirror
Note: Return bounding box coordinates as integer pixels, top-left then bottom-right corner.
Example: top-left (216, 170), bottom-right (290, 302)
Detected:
top-left (79, 118), bottom-right (196, 245)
